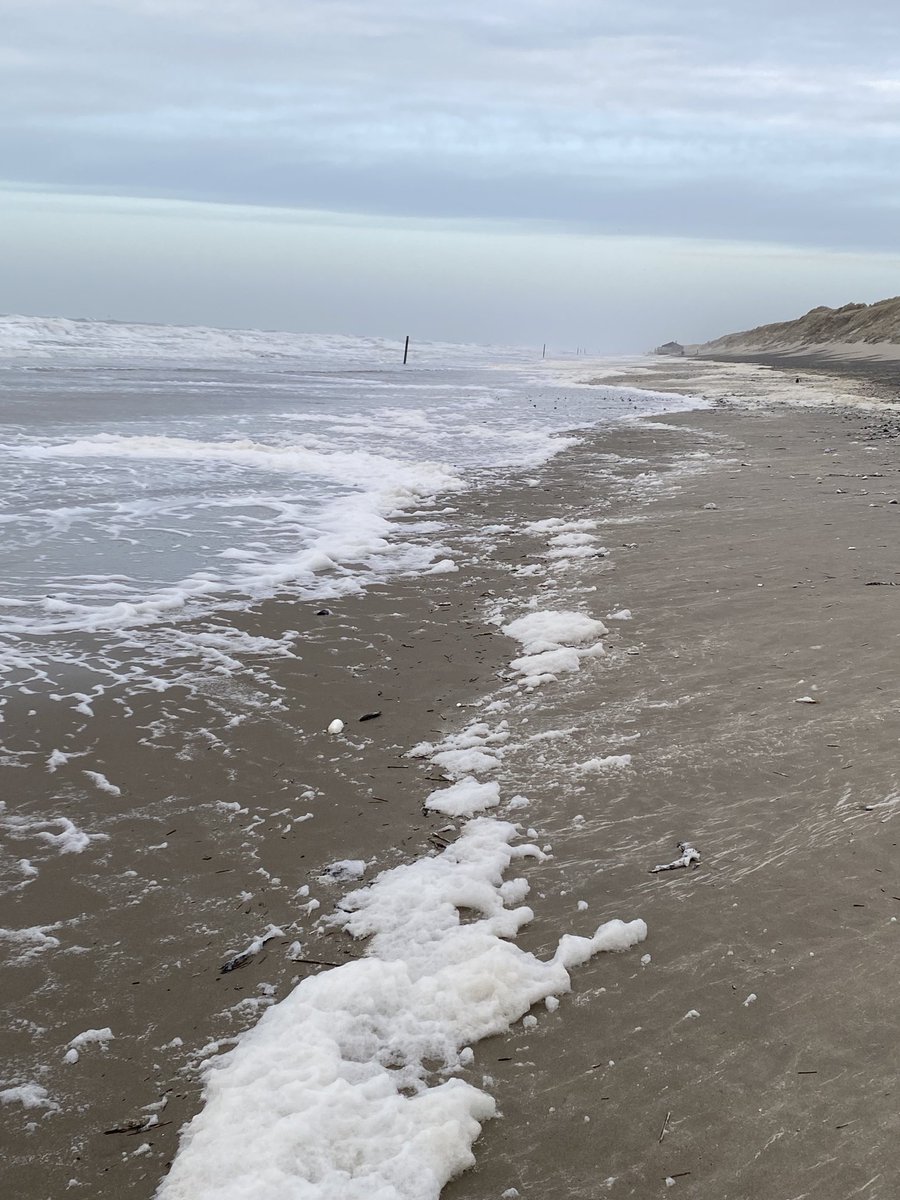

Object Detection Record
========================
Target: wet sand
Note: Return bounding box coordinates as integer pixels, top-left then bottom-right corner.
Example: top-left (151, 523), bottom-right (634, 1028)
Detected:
top-left (446, 401), bottom-right (900, 1199)
top-left (700, 348), bottom-right (900, 395)
top-left (4, 384), bottom-right (900, 1198)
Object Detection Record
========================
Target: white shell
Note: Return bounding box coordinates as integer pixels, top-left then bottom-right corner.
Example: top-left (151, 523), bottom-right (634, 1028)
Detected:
top-left (327, 718), bottom-right (344, 735)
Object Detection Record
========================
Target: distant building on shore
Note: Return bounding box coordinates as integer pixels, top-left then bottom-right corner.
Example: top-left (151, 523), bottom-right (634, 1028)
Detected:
top-left (654, 340), bottom-right (685, 356)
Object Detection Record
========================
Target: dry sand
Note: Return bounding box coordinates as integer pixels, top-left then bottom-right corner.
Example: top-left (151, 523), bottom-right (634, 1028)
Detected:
top-left (4, 370), bottom-right (900, 1198)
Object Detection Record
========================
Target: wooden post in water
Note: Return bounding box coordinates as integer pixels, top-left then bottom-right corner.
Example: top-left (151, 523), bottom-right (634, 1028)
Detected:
top-left (403, 335), bottom-right (410, 365)
top-left (542, 343), bottom-right (546, 359)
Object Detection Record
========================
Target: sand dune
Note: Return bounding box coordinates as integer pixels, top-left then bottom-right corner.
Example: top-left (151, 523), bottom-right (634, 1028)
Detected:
top-left (697, 294), bottom-right (900, 361)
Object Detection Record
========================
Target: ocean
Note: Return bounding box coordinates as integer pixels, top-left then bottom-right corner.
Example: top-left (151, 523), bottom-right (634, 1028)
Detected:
top-left (0, 315), bottom-right (697, 697)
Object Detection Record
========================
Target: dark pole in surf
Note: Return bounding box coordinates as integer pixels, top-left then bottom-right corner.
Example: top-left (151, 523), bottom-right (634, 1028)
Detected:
top-left (403, 335), bottom-right (410, 365)
top-left (542, 344), bottom-right (546, 359)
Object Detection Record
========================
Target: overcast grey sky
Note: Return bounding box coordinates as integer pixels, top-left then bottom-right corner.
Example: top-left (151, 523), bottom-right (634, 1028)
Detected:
top-left (4, 0), bottom-right (900, 349)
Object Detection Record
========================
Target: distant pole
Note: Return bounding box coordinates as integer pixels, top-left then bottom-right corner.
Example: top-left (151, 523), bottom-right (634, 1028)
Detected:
top-left (403, 335), bottom-right (410, 365)
top-left (542, 343), bottom-right (546, 360)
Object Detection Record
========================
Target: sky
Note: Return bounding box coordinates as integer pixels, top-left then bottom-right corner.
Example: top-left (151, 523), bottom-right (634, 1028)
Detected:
top-left (4, 0), bottom-right (900, 350)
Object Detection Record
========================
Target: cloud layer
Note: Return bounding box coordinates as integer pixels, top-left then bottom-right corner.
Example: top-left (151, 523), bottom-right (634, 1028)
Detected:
top-left (6, 0), bottom-right (900, 251)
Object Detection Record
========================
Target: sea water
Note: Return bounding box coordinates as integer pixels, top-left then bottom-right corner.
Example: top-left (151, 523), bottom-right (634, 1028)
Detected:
top-left (0, 315), bottom-right (697, 695)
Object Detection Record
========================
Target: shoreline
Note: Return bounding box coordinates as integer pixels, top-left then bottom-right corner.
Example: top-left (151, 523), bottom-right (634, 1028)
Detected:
top-left (4, 370), bottom-right (900, 1197)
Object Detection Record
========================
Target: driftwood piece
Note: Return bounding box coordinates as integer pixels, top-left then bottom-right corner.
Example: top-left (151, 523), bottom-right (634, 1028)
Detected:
top-left (650, 841), bottom-right (700, 874)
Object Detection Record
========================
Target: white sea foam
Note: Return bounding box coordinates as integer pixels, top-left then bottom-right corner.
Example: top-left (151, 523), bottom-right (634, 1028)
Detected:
top-left (412, 720), bottom-right (510, 815)
top-left (83, 770), bottom-right (121, 796)
top-left (63, 1028), bottom-right (114, 1065)
top-left (579, 754), bottom-right (633, 771)
top-left (0, 315), bottom-right (533, 369)
top-left (502, 610), bottom-right (608, 655)
top-left (0, 1082), bottom-right (59, 1111)
top-left (0, 803), bottom-right (107, 860)
top-left (509, 645), bottom-right (603, 684)
top-left (502, 609), bottom-right (608, 687)
top-left (158, 819), bottom-right (647, 1200)
top-left (430, 747), bottom-right (502, 777)
top-left (424, 777), bottom-right (501, 817)
top-left (34, 818), bottom-right (103, 855)
top-left (0, 439), bottom-right (466, 638)
top-left (0, 924), bottom-right (62, 964)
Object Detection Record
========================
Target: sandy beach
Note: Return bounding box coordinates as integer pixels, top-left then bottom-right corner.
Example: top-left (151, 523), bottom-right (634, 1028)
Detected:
top-left (4, 363), bottom-right (900, 1198)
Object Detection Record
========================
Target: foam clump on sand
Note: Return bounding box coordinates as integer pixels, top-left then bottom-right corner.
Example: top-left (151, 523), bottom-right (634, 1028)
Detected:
top-left (502, 610), bottom-right (607, 688)
top-left (158, 819), bottom-right (647, 1200)
top-left (64, 1027), bottom-right (114, 1064)
top-left (431, 747), bottom-right (502, 777)
top-left (579, 754), bottom-right (632, 771)
top-left (68, 1027), bottom-right (113, 1049)
top-left (502, 610), bottom-right (607, 655)
top-left (0, 1082), bottom-right (59, 1111)
top-left (412, 720), bottom-right (510, 814)
top-left (408, 722), bottom-right (509, 777)
top-left (425, 777), bottom-right (500, 817)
